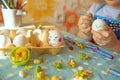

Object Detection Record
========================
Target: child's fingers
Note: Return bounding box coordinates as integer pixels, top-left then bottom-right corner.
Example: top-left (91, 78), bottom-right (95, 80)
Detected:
top-left (91, 29), bottom-right (110, 38)
top-left (98, 27), bottom-right (111, 37)
top-left (78, 13), bottom-right (93, 34)
top-left (80, 19), bottom-right (92, 25)
top-left (78, 19), bottom-right (91, 29)
top-left (78, 14), bottom-right (92, 26)
top-left (80, 15), bottom-right (91, 20)
top-left (93, 36), bottom-right (106, 46)
top-left (100, 31), bottom-right (110, 37)
top-left (80, 13), bottom-right (93, 20)
top-left (78, 16), bottom-right (92, 27)
top-left (79, 24), bottom-right (91, 32)
top-left (86, 13), bottom-right (93, 18)
top-left (92, 30), bottom-right (111, 42)
top-left (92, 32), bottom-right (108, 46)
top-left (80, 23), bottom-right (90, 29)
top-left (91, 30), bottom-right (102, 38)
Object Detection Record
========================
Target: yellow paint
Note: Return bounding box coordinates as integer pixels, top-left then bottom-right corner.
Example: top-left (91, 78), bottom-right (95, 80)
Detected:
top-left (24, 0), bottom-right (57, 21)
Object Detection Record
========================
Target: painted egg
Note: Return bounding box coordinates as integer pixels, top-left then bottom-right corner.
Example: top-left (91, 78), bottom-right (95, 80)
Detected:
top-left (92, 19), bottom-right (107, 31)
top-left (48, 30), bottom-right (63, 46)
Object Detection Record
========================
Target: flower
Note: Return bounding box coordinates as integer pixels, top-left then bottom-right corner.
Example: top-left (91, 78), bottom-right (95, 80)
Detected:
top-left (10, 47), bottom-right (31, 66)
top-left (63, 9), bottom-right (79, 32)
top-left (12, 48), bottom-right (28, 62)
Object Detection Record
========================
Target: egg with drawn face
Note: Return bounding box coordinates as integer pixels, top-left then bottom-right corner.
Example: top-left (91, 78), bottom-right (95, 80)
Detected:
top-left (48, 30), bottom-right (63, 46)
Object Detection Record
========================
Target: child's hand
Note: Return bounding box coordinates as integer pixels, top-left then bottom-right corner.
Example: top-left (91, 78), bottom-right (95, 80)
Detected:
top-left (91, 27), bottom-right (120, 52)
top-left (78, 13), bottom-right (93, 34)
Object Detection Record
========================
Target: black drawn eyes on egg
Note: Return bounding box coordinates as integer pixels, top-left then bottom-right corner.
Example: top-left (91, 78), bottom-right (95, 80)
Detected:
top-left (49, 36), bottom-right (58, 39)
top-left (55, 36), bottom-right (58, 39)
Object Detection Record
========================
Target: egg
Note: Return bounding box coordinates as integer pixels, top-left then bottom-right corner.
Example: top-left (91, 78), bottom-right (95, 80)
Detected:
top-left (16, 28), bottom-right (32, 43)
top-left (33, 29), bottom-right (43, 41)
top-left (29, 29), bottom-right (43, 47)
top-left (19, 70), bottom-right (27, 78)
top-left (13, 34), bottom-right (28, 47)
top-left (0, 29), bottom-right (10, 36)
top-left (0, 34), bottom-right (11, 48)
top-left (48, 30), bottom-right (63, 46)
top-left (92, 19), bottom-right (107, 31)
top-left (16, 28), bottom-right (27, 35)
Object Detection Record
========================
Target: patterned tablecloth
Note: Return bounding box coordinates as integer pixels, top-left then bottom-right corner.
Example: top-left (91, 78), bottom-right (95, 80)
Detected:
top-left (0, 31), bottom-right (120, 80)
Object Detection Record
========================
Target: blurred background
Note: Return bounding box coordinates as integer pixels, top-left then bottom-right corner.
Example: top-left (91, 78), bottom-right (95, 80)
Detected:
top-left (0, 0), bottom-right (97, 35)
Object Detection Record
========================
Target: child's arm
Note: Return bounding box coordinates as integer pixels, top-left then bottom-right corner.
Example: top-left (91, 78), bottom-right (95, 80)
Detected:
top-left (112, 41), bottom-right (120, 53)
top-left (77, 30), bottom-right (92, 41)
top-left (77, 2), bottom-right (102, 41)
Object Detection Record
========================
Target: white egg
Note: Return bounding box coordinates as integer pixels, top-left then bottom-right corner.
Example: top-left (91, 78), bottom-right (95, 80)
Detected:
top-left (0, 29), bottom-right (10, 35)
top-left (16, 28), bottom-right (32, 39)
top-left (13, 34), bottom-right (28, 47)
top-left (16, 28), bottom-right (27, 35)
top-left (0, 35), bottom-right (11, 48)
top-left (92, 19), bottom-right (107, 31)
top-left (26, 30), bottom-right (32, 38)
top-left (19, 70), bottom-right (26, 78)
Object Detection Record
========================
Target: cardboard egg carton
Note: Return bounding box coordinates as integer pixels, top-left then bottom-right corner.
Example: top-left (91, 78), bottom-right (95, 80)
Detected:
top-left (0, 25), bottom-right (65, 55)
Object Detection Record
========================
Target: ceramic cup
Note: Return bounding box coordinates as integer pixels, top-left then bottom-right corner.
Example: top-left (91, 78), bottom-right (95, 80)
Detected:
top-left (2, 9), bottom-right (25, 28)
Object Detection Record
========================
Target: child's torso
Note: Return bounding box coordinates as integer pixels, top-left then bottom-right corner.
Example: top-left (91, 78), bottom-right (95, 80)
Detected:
top-left (94, 3), bottom-right (120, 40)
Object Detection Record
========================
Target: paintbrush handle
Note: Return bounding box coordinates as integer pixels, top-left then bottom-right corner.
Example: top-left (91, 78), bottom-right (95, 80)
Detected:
top-left (86, 44), bottom-right (114, 59)
top-left (9, 0), bottom-right (15, 9)
top-left (107, 68), bottom-right (120, 77)
top-left (0, 0), bottom-right (10, 9)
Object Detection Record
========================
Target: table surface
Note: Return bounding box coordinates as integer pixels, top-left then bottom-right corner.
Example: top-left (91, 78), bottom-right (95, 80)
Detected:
top-left (0, 31), bottom-right (120, 80)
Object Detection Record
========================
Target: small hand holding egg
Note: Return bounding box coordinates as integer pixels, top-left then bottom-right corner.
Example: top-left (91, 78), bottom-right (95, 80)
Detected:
top-left (91, 19), bottom-right (110, 45)
top-left (91, 19), bottom-right (119, 52)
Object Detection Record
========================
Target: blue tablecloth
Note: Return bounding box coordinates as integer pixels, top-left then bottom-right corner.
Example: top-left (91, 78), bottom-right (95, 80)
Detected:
top-left (0, 31), bottom-right (120, 80)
